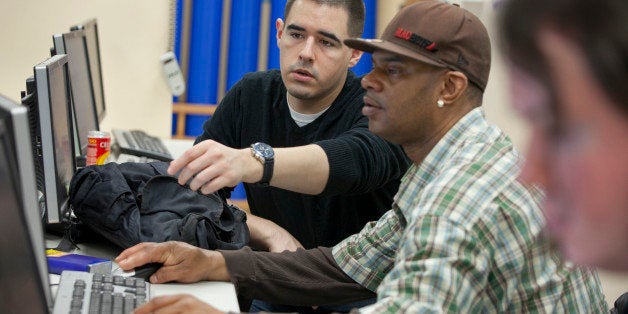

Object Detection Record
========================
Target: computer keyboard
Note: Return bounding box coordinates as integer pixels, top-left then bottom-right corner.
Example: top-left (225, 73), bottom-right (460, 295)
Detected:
top-left (111, 129), bottom-right (173, 162)
top-left (53, 270), bottom-right (150, 314)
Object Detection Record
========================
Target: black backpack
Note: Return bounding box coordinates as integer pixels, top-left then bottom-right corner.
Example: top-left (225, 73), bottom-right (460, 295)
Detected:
top-left (68, 161), bottom-right (249, 250)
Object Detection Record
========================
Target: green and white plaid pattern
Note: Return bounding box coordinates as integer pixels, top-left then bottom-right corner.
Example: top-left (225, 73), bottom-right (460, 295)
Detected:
top-left (333, 108), bottom-right (608, 313)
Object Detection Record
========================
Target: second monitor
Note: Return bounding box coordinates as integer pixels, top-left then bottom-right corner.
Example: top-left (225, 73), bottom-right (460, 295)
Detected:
top-left (22, 54), bottom-right (76, 226)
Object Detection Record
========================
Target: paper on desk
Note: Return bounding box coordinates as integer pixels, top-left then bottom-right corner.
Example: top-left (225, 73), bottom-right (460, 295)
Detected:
top-left (151, 281), bottom-right (239, 312)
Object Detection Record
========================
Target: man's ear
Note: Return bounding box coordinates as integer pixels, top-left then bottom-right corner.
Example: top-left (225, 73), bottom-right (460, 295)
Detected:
top-left (348, 49), bottom-right (364, 68)
top-left (275, 18), bottom-right (284, 48)
top-left (440, 71), bottom-right (468, 104)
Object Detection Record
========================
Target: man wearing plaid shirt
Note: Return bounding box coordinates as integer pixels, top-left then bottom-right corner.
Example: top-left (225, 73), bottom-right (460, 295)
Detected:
top-left (117, 2), bottom-right (608, 313)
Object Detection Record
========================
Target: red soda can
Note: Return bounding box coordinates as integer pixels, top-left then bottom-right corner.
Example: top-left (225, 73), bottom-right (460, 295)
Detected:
top-left (86, 130), bottom-right (111, 166)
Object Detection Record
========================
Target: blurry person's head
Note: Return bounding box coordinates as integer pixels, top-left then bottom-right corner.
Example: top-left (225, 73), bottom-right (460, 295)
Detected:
top-left (276, 0), bottom-right (364, 111)
top-left (344, 1), bottom-right (490, 157)
top-left (402, 0), bottom-right (431, 8)
top-left (500, 0), bottom-right (628, 270)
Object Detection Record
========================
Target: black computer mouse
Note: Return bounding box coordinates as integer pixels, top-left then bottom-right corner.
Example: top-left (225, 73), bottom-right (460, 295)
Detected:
top-left (133, 262), bottom-right (162, 281)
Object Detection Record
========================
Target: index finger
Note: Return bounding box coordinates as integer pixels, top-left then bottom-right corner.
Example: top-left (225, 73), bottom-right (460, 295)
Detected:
top-left (115, 242), bottom-right (150, 262)
top-left (167, 143), bottom-right (205, 176)
top-left (115, 242), bottom-right (159, 270)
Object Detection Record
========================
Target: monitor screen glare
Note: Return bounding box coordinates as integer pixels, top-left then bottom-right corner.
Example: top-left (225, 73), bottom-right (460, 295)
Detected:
top-left (72, 18), bottom-right (106, 123)
top-left (53, 29), bottom-right (99, 156)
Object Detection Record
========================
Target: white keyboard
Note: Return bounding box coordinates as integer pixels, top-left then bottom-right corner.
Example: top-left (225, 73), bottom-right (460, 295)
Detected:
top-left (53, 270), bottom-right (150, 314)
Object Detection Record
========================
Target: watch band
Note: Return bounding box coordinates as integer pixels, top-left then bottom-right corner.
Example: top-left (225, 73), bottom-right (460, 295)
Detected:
top-left (259, 157), bottom-right (274, 186)
top-left (251, 142), bottom-right (274, 186)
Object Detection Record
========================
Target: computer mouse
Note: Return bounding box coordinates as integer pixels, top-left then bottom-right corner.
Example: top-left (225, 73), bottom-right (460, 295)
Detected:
top-left (133, 262), bottom-right (162, 281)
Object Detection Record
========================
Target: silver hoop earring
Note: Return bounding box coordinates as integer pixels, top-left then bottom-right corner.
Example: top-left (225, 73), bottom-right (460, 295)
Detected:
top-left (437, 100), bottom-right (445, 108)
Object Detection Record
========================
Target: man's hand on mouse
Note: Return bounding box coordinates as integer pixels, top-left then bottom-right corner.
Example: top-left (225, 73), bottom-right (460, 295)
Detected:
top-left (114, 241), bottom-right (231, 284)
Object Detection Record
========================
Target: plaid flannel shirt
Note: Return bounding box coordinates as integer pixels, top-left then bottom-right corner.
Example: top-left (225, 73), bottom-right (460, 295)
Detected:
top-left (333, 108), bottom-right (608, 313)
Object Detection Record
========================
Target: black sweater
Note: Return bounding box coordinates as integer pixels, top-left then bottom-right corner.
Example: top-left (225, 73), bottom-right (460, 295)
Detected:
top-left (195, 70), bottom-right (410, 248)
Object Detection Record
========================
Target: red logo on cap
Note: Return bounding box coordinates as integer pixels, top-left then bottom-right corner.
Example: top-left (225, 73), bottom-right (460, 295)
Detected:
top-left (394, 28), bottom-right (437, 51)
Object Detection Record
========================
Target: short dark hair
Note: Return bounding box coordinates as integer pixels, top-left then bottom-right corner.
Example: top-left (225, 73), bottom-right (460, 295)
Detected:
top-left (284, 0), bottom-right (365, 38)
top-left (499, 0), bottom-right (628, 115)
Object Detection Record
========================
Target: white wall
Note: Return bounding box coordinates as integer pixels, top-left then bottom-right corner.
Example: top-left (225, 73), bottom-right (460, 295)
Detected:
top-left (0, 0), bottom-right (172, 138)
top-left (477, 1), bottom-right (530, 151)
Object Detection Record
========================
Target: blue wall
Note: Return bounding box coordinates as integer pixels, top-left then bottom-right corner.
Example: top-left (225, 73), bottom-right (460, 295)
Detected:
top-left (351, 0), bottom-right (375, 77)
top-left (226, 0), bottom-right (263, 90)
top-left (267, 0), bottom-right (287, 70)
top-left (185, 0), bottom-right (223, 136)
top-left (225, 1), bottom-right (264, 200)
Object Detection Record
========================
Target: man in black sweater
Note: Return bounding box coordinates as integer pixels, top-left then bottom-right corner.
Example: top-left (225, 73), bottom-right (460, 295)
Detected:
top-left (167, 0), bottom-right (409, 311)
top-left (168, 0), bottom-right (408, 252)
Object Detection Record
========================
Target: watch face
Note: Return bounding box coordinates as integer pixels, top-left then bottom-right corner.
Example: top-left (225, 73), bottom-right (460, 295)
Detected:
top-left (253, 142), bottom-right (274, 159)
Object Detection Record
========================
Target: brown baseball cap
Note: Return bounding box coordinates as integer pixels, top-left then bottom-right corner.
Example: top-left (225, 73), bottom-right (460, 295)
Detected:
top-left (345, 1), bottom-right (491, 91)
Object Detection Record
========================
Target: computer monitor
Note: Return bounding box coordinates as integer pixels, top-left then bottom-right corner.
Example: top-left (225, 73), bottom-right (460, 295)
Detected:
top-left (53, 29), bottom-right (100, 157)
top-left (71, 18), bottom-right (106, 124)
top-left (0, 94), bottom-right (53, 312)
top-left (23, 54), bottom-right (76, 225)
